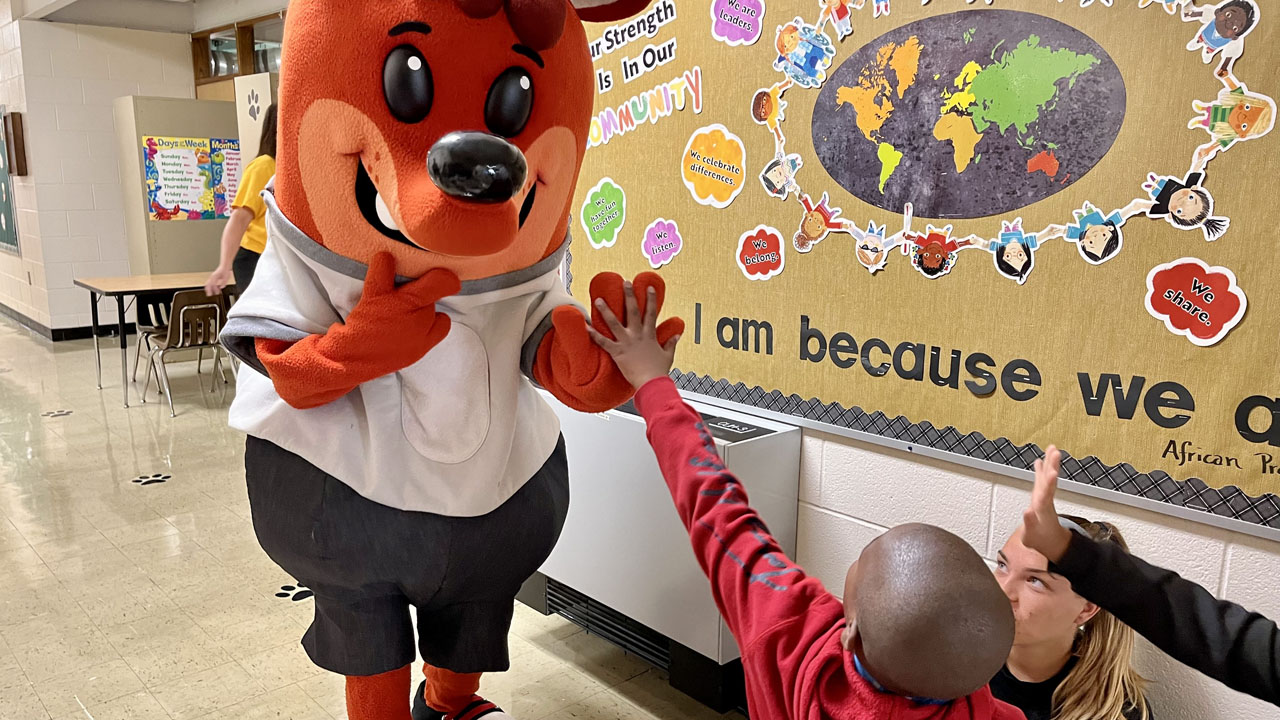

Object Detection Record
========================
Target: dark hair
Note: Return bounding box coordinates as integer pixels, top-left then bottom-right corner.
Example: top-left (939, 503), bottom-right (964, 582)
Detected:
top-left (1219, 0), bottom-right (1257, 34)
top-left (916, 251), bottom-right (947, 277)
top-left (752, 91), bottom-right (771, 121)
top-left (995, 242), bottom-right (1033, 281)
top-left (761, 159), bottom-right (784, 195)
top-left (1169, 187), bottom-right (1213, 228)
top-left (1081, 223), bottom-right (1120, 263)
top-left (257, 103), bottom-right (278, 160)
top-left (1201, 216), bottom-right (1229, 239)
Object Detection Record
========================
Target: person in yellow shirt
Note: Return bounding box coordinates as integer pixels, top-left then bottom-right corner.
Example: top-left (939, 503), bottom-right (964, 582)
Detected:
top-left (205, 104), bottom-right (277, 295)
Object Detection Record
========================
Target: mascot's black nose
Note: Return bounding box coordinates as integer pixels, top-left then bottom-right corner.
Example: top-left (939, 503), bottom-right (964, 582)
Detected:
top-left (427, 131), bottom-right (527, 204)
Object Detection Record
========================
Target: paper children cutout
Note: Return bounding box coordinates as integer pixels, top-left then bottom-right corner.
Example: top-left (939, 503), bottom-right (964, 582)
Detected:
top-left (981, 218), bottom-right (1039, 285)
top-left (817, 0), bottom-right (855, 40)
top-left (1182, 0), bottom-right (1258, 82)
top-left (849, 202), bottom-right (912, 274)
top-left (872, 0), bottom-right (890, 17)
top-left (1061, 202), bottom-right (1126, 265)
top-left (1139, 0), bottom-right (1184, 14)
top-left (1189, 84), bottom-right (1275, 162)
top-left (760, 153), bottom-right (804, 199)
top-left (751, 79), bottom-right (793, 151)
top-left (901, 224), bottom-right (976, 278)
top-left (1142, 169), bottom-right (1230, 241)
top-left (793, 192), bottom-right (844, 253)
top-left (773, 18), bottom-right (835, 89)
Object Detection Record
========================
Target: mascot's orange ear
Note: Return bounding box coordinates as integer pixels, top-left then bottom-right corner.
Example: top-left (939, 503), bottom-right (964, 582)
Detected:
top-left (573, 0), bottom-right (655, 23)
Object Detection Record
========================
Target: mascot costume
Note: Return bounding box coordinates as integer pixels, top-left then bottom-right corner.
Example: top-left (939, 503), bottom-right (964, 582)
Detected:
top-left (220, 1), bottom-right (681, 718)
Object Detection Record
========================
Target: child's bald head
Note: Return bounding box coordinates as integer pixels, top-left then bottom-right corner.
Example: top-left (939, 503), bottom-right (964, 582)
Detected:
top-left (841, 523), bottom-right (1014, 701)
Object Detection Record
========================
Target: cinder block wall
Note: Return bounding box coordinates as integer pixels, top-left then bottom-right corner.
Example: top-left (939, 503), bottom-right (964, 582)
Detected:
top-left (794, 430), bottom-right (1280, 720)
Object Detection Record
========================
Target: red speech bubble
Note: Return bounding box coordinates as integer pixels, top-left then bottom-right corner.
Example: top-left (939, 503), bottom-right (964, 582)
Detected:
top-left (1145, 258), bottom-right (1246, 347)
top-left (736, 225), bottom-right (785, 280)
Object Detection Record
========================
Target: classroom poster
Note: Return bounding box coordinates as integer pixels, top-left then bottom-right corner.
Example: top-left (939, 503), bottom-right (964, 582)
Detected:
top-left (142, 136), bottom-right (242, 221)
top-left (574, 0), bottom-right (1280, 527)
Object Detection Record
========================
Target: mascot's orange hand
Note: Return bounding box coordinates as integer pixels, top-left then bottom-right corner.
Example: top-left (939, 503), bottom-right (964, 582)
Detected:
top-left (534, 272), bottom-right (684, 413)
top-left (256, 252), bottom-right (460, 409)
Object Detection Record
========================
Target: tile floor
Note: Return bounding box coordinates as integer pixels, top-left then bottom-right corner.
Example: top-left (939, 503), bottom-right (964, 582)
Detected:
top-left (0, 316), bottom-right (745, 720)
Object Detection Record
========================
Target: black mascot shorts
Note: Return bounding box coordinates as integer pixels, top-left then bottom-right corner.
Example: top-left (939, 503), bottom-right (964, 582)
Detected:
top-left (244, 435), bottom-right (570, 677)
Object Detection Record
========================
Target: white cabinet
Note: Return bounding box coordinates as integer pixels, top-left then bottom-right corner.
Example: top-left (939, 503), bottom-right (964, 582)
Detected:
top-left (539, 390), bottom-right (801, 664)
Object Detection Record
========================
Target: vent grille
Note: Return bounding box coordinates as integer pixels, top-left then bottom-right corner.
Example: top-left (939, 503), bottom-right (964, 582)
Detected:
top-left (546, 579), bottom-right (671, 670)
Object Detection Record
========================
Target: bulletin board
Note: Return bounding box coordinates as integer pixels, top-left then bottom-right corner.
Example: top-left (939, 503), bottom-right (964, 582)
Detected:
top-left (572, 0), bottom-right (1280, 530)
top-left (142, 136), bottom-right (242, 221)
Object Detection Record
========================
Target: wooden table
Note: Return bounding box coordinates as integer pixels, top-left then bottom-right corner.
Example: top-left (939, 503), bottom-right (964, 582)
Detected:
top-left (75, 273), bottom-right (234, 408)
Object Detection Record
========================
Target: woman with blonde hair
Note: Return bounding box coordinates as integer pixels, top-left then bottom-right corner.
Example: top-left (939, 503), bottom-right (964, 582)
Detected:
top-left (991, 515), bottom-right (1151, 720)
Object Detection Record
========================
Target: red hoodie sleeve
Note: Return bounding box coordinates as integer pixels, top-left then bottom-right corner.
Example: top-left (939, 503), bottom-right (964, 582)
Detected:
top-left (633, 376), bottom-right (838, 648)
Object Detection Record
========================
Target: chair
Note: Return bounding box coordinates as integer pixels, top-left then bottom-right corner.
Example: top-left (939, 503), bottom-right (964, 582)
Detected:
top-left (132, 292), bottom-right (171, 382)
top-left (141, 289), bottom-right (230, 417)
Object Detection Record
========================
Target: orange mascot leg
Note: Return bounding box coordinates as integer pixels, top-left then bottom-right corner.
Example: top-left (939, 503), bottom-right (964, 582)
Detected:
top-left (419, 665), bottom-right (485, 717)
top-left (346, 666), bottom-right (412, 720)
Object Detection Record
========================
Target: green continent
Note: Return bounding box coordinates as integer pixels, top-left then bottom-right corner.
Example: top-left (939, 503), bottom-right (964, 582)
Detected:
top-left (967, 35), bottom-right (1098, 146)
top-left (877, 142), bottom-right (903, 193)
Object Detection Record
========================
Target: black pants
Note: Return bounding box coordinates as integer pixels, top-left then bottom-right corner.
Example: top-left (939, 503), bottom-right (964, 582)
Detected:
top-left (245, 436), bottom-right (571, 676)
top-left (231, 246), bottom-right (260, 294)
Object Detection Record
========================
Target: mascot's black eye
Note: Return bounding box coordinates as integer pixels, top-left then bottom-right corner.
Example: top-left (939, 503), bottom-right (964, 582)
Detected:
top-left (383, 45), bottom-right (433, 124)
top-left (485, 67), bottom-right (534, 138)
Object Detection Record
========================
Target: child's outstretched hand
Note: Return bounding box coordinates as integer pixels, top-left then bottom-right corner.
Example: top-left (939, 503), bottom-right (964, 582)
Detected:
top-left (587, 282), bottom-right (681, 390)
top-left (1021, 445), bottom-right (1073, 563)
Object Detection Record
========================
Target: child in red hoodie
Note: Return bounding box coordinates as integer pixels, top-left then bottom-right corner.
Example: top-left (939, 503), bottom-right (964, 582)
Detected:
top-left (588, 280), bottom-right (1027, 720)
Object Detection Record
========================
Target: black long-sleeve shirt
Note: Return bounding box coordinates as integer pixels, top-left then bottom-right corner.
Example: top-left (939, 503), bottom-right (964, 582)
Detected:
top-left (1050, 531), bottom-right (1280, 706)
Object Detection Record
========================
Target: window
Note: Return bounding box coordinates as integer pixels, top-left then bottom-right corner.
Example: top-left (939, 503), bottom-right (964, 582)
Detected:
top-left (191, 12), bottom-right (285, 86)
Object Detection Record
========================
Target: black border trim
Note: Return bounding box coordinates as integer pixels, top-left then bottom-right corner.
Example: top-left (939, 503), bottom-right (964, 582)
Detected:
top-left (671, 369), bottom-right (1280, 530)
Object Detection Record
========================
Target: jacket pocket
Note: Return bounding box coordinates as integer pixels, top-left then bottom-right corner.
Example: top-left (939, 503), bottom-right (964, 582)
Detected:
top-left (399, 321), bottom-right (492, 465)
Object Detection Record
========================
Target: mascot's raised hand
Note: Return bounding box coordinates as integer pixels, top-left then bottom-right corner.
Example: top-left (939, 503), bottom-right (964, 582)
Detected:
top-left (536, 271), bottom-right (683, 412)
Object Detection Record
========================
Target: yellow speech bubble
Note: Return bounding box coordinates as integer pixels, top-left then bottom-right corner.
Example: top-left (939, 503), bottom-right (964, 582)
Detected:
top-left (681, 124), bottom-right (747, 209)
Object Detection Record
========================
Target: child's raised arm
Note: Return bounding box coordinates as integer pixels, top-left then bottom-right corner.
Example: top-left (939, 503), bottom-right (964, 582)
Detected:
top-left (589, 289), bottom-right (835, 648)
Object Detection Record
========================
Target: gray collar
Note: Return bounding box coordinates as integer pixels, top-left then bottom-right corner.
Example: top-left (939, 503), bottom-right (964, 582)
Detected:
top-left (263, 183), bottom-right (569, 296)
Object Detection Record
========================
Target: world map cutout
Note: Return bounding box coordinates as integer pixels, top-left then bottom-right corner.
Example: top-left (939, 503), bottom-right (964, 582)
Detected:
top-left (812, 10), bottom-right (1127, 219)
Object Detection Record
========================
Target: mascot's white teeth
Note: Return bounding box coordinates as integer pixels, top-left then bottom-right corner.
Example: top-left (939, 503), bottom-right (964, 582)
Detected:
top-left (374, 192), bottom-right (399, 232)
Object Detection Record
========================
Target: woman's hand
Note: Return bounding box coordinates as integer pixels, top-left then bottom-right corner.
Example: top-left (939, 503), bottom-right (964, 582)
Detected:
top-left (204, 267), bottom-right (232, 296)
top-left (1021, 445), bottom-right (1073, 563)
top-left (587, 282), bottom-right (681, 390)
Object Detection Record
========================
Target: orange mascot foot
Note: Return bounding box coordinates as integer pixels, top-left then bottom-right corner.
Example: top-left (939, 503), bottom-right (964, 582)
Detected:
top-left (534, 271), bottom-right (684, 413)
top-left (346, 665), bottom-right (412, 720)
top-left (412, 665), bottom-right (512, 719)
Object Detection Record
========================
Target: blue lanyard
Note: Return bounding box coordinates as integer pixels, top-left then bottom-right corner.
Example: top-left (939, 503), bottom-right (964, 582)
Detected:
top-left (853, 653), bottom-right (952, 707)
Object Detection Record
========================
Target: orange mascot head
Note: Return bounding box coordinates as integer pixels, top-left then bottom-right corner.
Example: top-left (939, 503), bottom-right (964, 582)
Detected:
top-left (275, 0), bottom-right (653, 281)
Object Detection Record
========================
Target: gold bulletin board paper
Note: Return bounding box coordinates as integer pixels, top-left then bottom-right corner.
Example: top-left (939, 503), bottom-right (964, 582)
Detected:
top-left (571, 0), bottom-right (1280, 517)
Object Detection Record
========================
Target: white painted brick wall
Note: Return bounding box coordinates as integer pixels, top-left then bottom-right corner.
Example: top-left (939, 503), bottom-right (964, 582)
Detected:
top-left (796, 430), bottom-right (1280, 720)
top-left (0, 19), bottom-right (194, 329)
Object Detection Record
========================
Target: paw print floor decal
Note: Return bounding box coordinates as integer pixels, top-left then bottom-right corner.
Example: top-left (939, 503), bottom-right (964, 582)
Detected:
top-left (133, 473), bottom-right (171, 486)
top-left (276, 583), bottom-right (313, 602)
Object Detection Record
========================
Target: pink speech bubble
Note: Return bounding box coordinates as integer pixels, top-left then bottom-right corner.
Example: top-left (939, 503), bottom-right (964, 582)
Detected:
top-left (710, 0), bottom-right (765, 46)
top-left (642, 218), bottom-right (683, 269)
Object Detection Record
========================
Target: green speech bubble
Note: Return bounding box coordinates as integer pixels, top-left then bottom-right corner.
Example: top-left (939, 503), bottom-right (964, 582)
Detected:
top-left (580, 177), bottom-right (627, 249)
